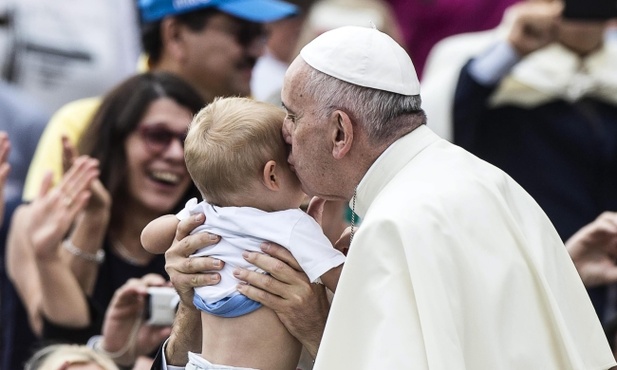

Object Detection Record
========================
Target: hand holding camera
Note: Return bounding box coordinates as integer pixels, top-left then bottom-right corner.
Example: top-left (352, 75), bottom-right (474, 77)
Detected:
top-left (97, 274), bottom-right (176, 367)
top-left (144, 286), bottom-right (180, 326)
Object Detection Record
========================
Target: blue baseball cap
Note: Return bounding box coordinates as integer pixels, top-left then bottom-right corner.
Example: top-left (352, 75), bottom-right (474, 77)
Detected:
top-left (139, 0), bottom-right (299, 23)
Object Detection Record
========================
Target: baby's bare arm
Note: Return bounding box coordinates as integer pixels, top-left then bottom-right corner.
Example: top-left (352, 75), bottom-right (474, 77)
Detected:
top-left (320, 264), bottom-right (343, 293)
top-left (141, 214), bottom-right (180, 254)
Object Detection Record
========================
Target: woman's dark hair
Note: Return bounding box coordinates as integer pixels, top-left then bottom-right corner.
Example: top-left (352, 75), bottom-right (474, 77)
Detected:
top-left (141, 8), bottom-right (217, 65)
top-left (78, 71), bottom-right (203, 227)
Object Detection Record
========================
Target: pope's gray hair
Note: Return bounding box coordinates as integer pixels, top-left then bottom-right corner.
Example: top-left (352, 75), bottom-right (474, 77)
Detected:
top-left (298, 64), bottom-right (426, 143)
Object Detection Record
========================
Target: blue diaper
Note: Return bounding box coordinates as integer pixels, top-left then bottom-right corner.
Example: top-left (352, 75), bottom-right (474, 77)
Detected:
top-left (193, 294), bottom-right (262, 318)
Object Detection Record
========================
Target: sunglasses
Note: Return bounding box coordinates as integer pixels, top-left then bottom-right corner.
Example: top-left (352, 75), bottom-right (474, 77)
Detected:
top-left (138, 125), bottom-right (187, 154)
top-left (234, 22), bottom-right (268, 48)
top-left (208, 20), bottom-right (268, 49)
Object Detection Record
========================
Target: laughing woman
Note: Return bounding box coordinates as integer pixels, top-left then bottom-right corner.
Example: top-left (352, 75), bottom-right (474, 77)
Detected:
top-left (6, 72), bottom-right (204, 365)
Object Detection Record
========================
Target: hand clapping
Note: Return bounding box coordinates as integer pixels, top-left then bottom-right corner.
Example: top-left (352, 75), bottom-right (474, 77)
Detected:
top-left (566, 212), bottom-right (617, 287)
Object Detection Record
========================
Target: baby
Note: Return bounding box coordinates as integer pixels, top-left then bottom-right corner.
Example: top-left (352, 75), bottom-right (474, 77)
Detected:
top-left (141, 97), bottom-right (345, 370)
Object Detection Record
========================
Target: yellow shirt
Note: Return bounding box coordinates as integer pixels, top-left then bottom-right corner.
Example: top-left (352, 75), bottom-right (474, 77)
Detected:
top-left (22, 97), bottom-right (101, 201)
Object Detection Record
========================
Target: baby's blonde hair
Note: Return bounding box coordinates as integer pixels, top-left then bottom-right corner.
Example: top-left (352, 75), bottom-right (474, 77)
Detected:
top-left (184, 97), bottom-right (288, 206)
top-left (25, 344), bottom-right (118, 370)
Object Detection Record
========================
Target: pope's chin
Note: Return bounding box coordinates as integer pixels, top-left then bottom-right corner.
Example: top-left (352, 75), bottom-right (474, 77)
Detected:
top-left (295, 175), bottom-right (315, 198)
top-left (299, 181), bottom-right (344, 202)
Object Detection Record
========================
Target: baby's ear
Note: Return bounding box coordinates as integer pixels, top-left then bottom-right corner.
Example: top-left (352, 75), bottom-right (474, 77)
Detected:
top-left (262, 160), bottom-right (280, 191)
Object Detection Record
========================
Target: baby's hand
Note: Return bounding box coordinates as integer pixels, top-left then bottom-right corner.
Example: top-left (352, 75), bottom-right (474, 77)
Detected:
top-left (334, 226), bottom-right (352, 256)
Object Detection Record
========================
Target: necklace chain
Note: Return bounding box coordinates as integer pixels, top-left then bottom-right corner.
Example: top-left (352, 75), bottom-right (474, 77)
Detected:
top-left (113, 238), bottom-right (144, 266)
top-left (349, 188), bottom-right (357, 247)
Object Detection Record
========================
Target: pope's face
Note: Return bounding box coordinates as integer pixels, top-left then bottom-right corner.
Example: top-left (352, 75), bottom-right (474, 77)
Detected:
top-left (281, 59), bottom-right (345, 201)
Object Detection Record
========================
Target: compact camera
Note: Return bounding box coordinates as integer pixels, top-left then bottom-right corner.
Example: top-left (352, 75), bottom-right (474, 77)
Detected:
top-left (144, 286), bottom-right (180, 326)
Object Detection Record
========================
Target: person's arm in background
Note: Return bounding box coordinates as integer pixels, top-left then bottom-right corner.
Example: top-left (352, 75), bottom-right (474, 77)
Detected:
top-left (92, 273), bottom-right (173, 369)
top-left (6, 202), bottom-right (45, 335)
top-left (60, 137), bottom-right (111, 294)
top-left (452, 1), bottom-right (561, 147)
top-left (30, 157), bottom-right (100, 327)
top-left (6, 157), bottom-right (99, 336)
top-left (0, 132), bottom-right (10, 227)
top-left (565, 211), bottom-right (617, 362)
top-left (18, 98), bottom-right (105, 294)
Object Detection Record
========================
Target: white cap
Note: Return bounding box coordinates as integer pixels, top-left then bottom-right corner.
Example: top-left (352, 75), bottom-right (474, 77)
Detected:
top-left (300, 25), bottom-right (420, 96)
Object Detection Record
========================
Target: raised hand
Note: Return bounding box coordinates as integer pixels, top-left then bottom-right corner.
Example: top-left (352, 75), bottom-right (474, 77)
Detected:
top-left (100, 274), bottom-right (172, 367)
top-left (566, 211), bottom-right (617, 287)
top-left (28, 156), bottom-right (100, 261)
top-left (62, 136), bottom-right (111, 214)
top-left (506, 1), bottom-right (563, 56)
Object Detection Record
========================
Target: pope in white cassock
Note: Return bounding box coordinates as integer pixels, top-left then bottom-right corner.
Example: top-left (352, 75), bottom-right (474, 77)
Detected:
top-left (279, 25), bottom-right (617, 369)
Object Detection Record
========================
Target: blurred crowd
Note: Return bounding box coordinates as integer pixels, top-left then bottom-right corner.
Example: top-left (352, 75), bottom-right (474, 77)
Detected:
top-left (1, 0), bottom-right (617, 369)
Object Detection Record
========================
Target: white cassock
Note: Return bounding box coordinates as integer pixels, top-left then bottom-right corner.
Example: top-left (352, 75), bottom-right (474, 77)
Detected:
top-left (313, 125), bottom-right (616, 370)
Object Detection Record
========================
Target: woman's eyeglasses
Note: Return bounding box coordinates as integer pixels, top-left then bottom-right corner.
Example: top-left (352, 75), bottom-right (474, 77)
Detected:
top-left (138, 125), bottom-right (187, 154)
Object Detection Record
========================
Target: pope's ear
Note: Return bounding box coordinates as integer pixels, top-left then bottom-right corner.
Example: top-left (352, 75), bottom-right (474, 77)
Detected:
top-left (332, 110), bottom-right (353, 159)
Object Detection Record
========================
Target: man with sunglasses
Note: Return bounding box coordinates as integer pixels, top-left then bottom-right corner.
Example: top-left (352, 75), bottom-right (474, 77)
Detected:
top-left (3, 1), bottom-right (298, 369)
